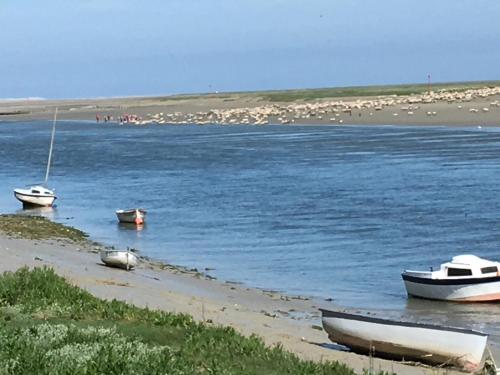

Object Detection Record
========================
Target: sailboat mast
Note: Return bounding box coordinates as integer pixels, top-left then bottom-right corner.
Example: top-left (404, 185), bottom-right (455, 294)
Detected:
top-left (44, 108), bottom-right (57, 185)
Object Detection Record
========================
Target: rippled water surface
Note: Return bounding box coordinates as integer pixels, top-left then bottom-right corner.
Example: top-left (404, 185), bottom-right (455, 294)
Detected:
top-left (1, 121), bottom-right (499, 343)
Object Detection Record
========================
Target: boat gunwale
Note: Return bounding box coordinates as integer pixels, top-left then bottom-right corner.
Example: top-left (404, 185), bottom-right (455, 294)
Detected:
top-left (14, 191), bottom-right (57, 199)
top-left (101, 250), bottom-right (139, 256)
top-left (319, 308), bottom-right (488, 337)
top-left (402, 272), bottom-right (500, 286)
top-left (115, 209), bottom-right (147, 214)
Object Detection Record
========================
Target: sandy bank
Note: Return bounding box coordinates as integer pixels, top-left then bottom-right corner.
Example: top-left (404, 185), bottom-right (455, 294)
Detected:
top-left (1, 86), bottom-right (500, 127)
top-left (0, 232), bottom-right (475, 375)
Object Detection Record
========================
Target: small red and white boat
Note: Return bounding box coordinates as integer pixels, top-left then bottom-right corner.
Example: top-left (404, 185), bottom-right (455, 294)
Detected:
top-left (115, 208), bottom-right (146, 225)
top-left (402, 255), bottom-right (500, 302)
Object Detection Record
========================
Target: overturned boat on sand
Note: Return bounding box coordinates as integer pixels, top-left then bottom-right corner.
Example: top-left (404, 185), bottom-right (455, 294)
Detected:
top-left (100, 249), bottom-right (139, 270)
top-left (320, 308), bottom-right (488, 371)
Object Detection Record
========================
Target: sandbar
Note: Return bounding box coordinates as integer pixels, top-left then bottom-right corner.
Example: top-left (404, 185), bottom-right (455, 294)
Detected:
top-left (1, 83), bottom-right (500, 127)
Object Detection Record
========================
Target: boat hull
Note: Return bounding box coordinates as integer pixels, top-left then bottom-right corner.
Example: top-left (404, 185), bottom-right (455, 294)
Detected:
top-left (14, 189), bottom-right (56, 207)
top-left (320, 309), bottom-right (487, 371)
top-left (402, 273), bottom-right (500, 302)
top-left (115, 209), bottom-right (146, 224)
top-left (100, 250), bottom-right (138, 270)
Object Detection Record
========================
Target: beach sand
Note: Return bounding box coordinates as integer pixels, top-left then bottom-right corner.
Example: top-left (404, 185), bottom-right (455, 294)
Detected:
top-left (0, 232), bottom-right (480, 375)
top-left (0, 87), bottom-right (499, 127)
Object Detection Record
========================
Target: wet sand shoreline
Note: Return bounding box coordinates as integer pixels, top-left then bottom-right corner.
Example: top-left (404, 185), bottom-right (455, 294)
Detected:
top-left (0, 232), bottom-right (475, 375)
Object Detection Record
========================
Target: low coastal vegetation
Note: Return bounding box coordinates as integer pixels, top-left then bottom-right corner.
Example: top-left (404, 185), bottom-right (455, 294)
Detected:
top-left (160, 80), bottom-right (500, 103)
top-left (0, 214), bottom-right (87, 242)
top-left (0, 110), bottom-right (30, 116)
top-left (0, 216), bottom-right (384, 374)
top-left (0, 267), bottom-right (377, 374)
top-left (257, 81), bottom-right (500, 102)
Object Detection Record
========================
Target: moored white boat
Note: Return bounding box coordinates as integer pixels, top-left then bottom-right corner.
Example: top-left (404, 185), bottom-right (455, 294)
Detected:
top-left (320, 308), bottom-right (488, 371)
top-left (100, 249), bottom-right (139, 270)
top-left (14, 185), bottom-right (57, 207)
top-left (115, 208), bottom-right (147, 224)
top-left (14, 109), bottom-right (58, 207)
top-left (402, 255), bottom-right (500, 302)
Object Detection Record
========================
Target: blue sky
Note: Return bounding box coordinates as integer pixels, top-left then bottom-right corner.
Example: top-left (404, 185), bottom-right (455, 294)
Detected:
top-left (1, 0), bottom-right (499, 98)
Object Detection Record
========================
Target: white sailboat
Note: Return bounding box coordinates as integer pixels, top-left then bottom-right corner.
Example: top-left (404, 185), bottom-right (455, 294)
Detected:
top-left (14, 109), bottom-right (58, 207)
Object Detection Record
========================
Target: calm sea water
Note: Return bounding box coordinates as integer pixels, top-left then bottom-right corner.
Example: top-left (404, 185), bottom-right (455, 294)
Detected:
top-left (1, 121), bottom-right (499, 343)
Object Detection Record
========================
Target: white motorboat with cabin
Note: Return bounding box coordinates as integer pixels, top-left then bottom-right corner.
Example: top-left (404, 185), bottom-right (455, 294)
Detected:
top-left (100, 248), bottom-right (139, 270)
top-left (14, 185), bottom-right (57, 207)
top-left (320, 308), bottom-right (488, 371)
top-left (402, 255), bottom-right (500, 302)
top-left (115, 208), bottom-right (146, 224)
top-left (14, 109), bottom-right (58, 207)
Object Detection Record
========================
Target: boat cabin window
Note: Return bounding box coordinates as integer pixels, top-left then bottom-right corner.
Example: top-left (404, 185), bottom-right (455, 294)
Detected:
top-left (447, 267), bottom-right (472, 277)
top-left (32, 189), bottom-right (40, 194)
top-left (481, 266), bottom-right (498, 274)
top-left (44, 192), bottom-right (51, 195)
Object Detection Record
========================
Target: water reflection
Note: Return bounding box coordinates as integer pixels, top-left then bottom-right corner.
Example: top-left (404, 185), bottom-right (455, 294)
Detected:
top-left (116, 222), bottom-right (146, 240)
top-left (117, 222), bottom-right (145, 231)
top-left (404, 296), bottom-right (500, 342)
top-left (16, 206), bottom-right (57, 220)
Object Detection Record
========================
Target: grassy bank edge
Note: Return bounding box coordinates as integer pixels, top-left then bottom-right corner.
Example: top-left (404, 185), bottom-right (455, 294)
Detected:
top-left (0, 215), bottom-right (390, 373)
top-left (160, 80), bottom-right (500, 103)
top-left (0, 266), bottom-right (382, 374)
top-left (0, 214), bottom-right (87, 242)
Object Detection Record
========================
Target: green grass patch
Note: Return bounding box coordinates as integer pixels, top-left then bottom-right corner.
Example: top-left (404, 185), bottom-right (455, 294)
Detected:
top-left (148, 80), bottom-right (500, 104)
top-left (158, 94), bottom-right (233, 101)
top-left (0, 267), bottom-right (380, 374)
top-left (0, 214), bottom-right (88, 242)
top-left (0, 110), bottom-right (30, 116)
top-left (257, 81), bottom-right (500, 102)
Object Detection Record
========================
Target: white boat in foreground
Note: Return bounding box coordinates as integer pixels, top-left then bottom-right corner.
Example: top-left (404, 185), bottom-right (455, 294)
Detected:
top-left (14, 108), bottom-right (58, 207)
top-left (100, 249), bottom-right (139, 270)
top-left (115, 208), bottom-right (146, 224)
top-left (320, 309), bottom-right (487, 371)
top-left (402, 255), bottom-right (500, 302)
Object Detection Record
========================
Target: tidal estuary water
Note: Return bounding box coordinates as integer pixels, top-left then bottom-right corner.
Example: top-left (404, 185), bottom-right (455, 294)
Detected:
top-left (1, 121), bottom-right (499, 345)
